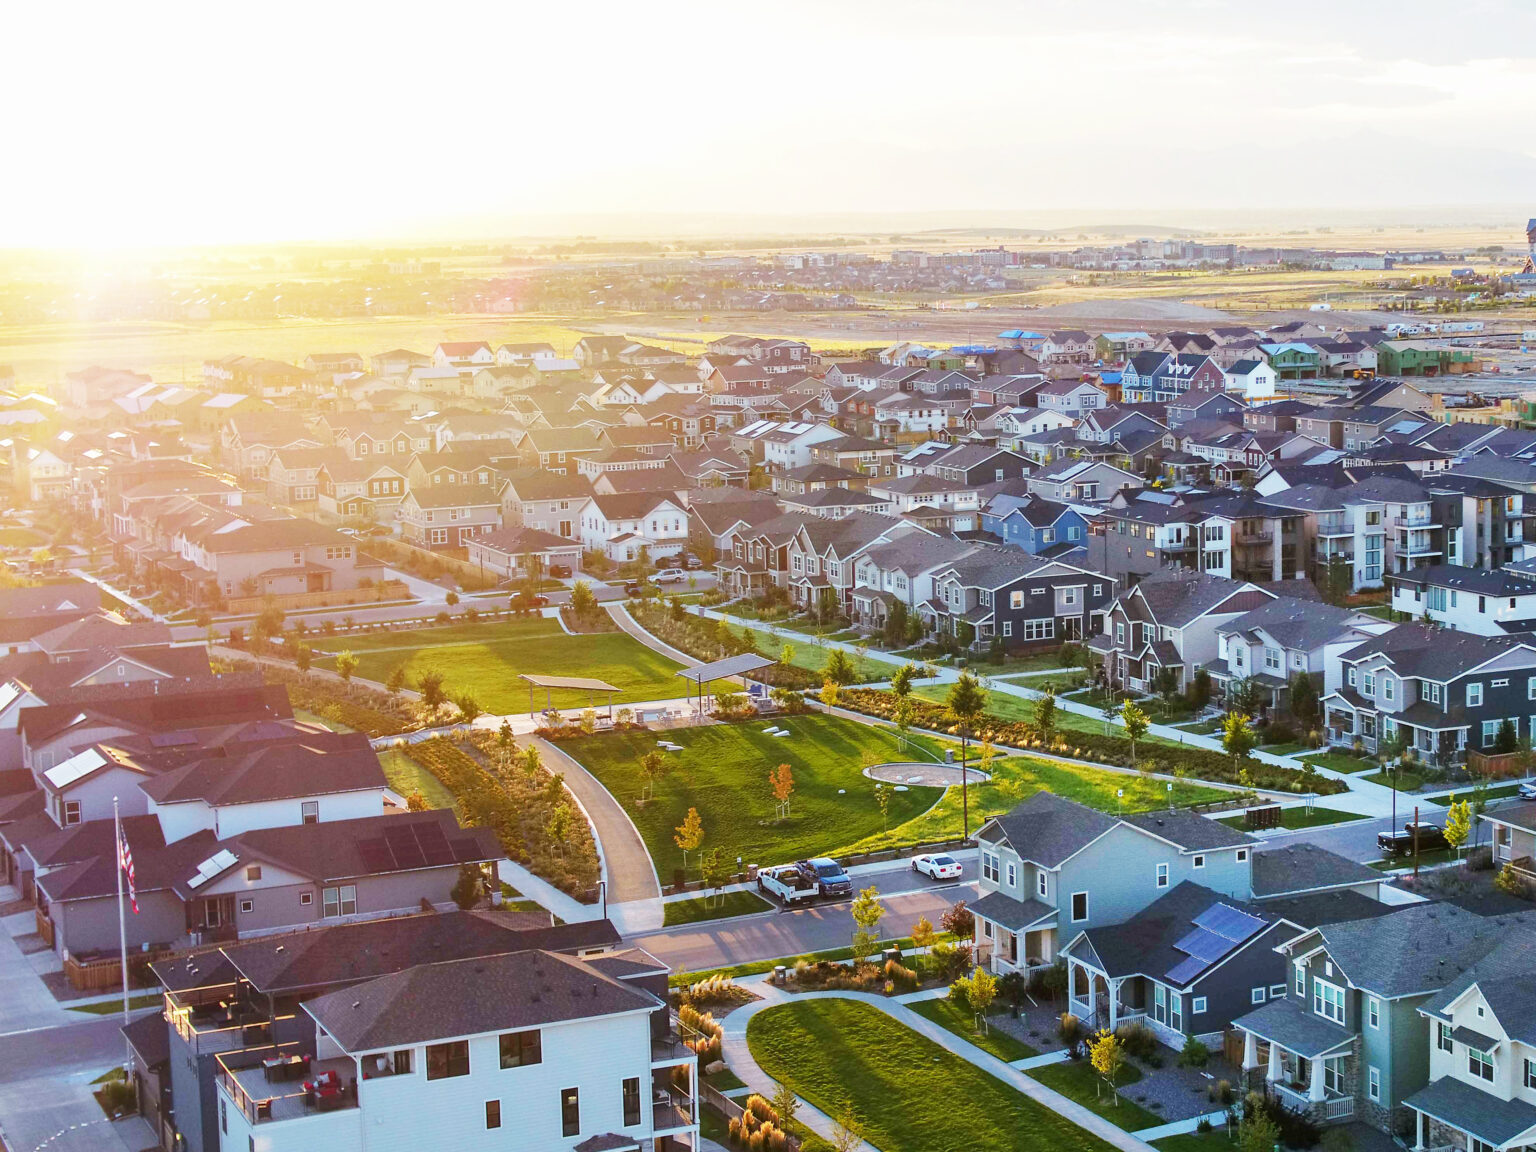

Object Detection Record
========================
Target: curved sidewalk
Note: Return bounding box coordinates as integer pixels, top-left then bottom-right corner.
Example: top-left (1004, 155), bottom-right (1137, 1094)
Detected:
top-left (721, 984), bottom-right (1157, 1152)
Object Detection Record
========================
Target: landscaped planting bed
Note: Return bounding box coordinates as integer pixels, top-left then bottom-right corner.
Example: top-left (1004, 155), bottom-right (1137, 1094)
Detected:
top-left (747, 999), bottom-right (1119, 1152)
top-left (241, 660), bottom-right (416, 736)
top-left (838, 688), bottom-right (1344, 795)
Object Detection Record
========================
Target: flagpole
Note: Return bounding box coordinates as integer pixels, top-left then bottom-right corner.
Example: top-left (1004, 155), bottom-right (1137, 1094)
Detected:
top-left (114, 796), bottom-right (130, 1065)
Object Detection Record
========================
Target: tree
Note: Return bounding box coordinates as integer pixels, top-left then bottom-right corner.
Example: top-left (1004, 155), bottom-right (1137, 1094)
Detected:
top-left (894, 695), bottom-right (915, 750)
top-left (830, 1105), bottom-right (865, 1152)
top-left (450, 863), bottom-right (483, 910)
top-left (700, 846), bottom-right (730, 904)
top-left (850, 884), bottom-right (884, 959)
top-left (769, 1081), bottom-right (799, 1134)
top-left (521, 743), bottom-right (543, 780)
top-left (874, 783), bottom-right (890, 830)
top-left (1290, 670), bottom-right (1319, 731)
top-left (1240, 1105), bottom-right (1281, 1152)
top-left (545, 802), bottom-right (574, 856)
top-left (890, 662), bottom-right (916, 699)
top-left (639, 751), bottom-right (667, 803)
top-left (674, 807), bottom-right (704, 873)
top-left (967, 965), bottom-right (998, 1032)
top-left (1228, 676), bottom-right (1263, 718)
top-left (1222, 711), bottom-right (1259, 767)
top-left (456, 693), bottom-right (483, 725)
top-left (819, 679), bottom-right (840, 710)
top-left (1120, 700), bottom-right (1150, 767)
top-left (445, 590), bottom-right (459, 607)
top-left (570, 580), bottom-right (597, 617)
top-left (1089, 1029), bottom-right (1125, 1103)
top-left (1154, 665), bottom-right (1180, 701)
top-left (327, 647), bottom-right (356, 683)
top-left (253, 604), bottom-right (286, 648)
top-left (406, 790), bottom-right (427, 811)
top-left (911, 915), bottom-right (936, 952)
top-left (884, 600), bottom-right (908, 648)
top-left (1495, 718), bottom-right (1520, 755)
top-left (386, 663), bottom-right (407, 696)
top-left (293, 642), bottom-right (312, 674)
top-left (946, 673), bottom-right (988, 838)
top-left (416, 668), bottom-right (447, 715)
top-left (769, 763), bottom-right (795, 819)
top-left (1187, 667), bottom-right (1213, 710)
top-left (1035, 688), bottom-right (1057, 744)
top-left (1444, 796), bottom-right (1472, 859)
top-left (1321, 556), bottom-right (1353, 607)
top-left (822, 647), bottom-right (856, 686)
top-left (779, 642), bottom-right (796, 671)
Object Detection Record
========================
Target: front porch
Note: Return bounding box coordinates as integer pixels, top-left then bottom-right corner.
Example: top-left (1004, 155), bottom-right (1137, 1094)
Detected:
top-left (1065, 961), bottom-right (1188, 1050)
top-left (1404, 1074), bottom-right (1536, 1152)
top-left (1234, 999), bottom-right (1357, 1125)
top-left (971, 890), bottom-right (1056, 978)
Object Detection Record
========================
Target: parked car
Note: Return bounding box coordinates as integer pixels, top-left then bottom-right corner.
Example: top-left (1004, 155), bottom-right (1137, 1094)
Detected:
top-left (682, 553), bottom-right (704, 570)
top-left (794, 857), bottom-right (852, 898)
top-left (757, 865), bottom-right (819, 905)
top-left (548, 564), bottom-right (572, 579)
top-left (623, 581), bottom-right (644, 596)
top-left (1377, 822), bottom-right (1449, 857)
top-left (910, 853), bottom-right (963, 881)
top-left (513, 592), bottom-right (549, 608)
top-left (1518, 780), bottom-right (1536, 801)
top-left (654, 568), bottom-right (686, 584)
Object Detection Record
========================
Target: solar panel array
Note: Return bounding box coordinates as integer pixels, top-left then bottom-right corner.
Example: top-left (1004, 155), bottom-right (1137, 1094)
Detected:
top-left (1164, 903), bottom-right (1267, 986)
top-left (357, 820), bottom-right (460, 874)
top-left (187, 848), bottom-right (240, 890)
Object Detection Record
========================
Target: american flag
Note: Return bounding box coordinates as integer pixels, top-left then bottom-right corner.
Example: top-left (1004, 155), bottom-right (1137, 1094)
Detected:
top-left (118, 831), bottom-right (138, 914)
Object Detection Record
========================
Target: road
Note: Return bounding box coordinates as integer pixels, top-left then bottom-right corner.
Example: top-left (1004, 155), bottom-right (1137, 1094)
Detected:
top-left (0, 1013), bottom-right (154, 1152)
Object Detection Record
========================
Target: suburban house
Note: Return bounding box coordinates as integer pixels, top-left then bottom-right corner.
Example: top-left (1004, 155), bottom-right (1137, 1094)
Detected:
top-left (927, 553), bottom-right (1115, 650)
top-left (398, 484), bottom-right (505, 550)
top-left (502, 470), bottom-right (594, 541)
top-left (580, 492), bottom-right (689, 563)
top-left (983, 494), bottom-right (1089, 556)
top-left (1387, 565), bottom-right (1536, 636)
top-left (1025, 460), bottom-right (1140, 504)
top-left (315, 458), bottom-right (407, 523)
top-left (1036, 380), bottom-right (1109, 416)
top-left (1211, 597), bottom-right (1389, 714)
top-left (849, 533), bottom-right (981, 631)
top-left (466, 526), bottom-right (585, 580)
top-left (516, 428), bottom-right (605, 476)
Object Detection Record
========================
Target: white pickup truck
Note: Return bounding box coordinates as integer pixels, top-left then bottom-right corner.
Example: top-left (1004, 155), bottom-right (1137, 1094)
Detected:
top-left (756, 864), bottom-right (819, 905)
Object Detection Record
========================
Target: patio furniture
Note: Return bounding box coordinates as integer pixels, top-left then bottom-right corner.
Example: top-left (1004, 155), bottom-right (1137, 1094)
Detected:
top-left (255, 1099), bottom-right (272, 1120)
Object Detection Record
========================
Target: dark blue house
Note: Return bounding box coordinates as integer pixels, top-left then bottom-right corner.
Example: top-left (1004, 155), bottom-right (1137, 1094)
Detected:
top-left (983, 494), bottom-right (1089, 556)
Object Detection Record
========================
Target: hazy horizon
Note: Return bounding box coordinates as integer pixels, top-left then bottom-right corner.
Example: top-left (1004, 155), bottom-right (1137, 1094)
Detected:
top-left (7, 0), bottom-right (1536, 248)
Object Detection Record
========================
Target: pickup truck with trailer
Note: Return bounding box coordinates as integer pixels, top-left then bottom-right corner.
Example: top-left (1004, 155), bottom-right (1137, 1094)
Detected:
top-left (756, 865), bottom-right (820, 905)
top-left (795, 857), bottom-right (853, 899)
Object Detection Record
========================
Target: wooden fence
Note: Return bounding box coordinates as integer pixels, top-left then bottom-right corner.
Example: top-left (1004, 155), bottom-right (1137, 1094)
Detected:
top-left (1469, 750), bottom-right (1527, 779)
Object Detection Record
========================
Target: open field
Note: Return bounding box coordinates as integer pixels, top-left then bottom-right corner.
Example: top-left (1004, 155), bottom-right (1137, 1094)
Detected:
top-left (906, 998), bottom-right (1038, 1062)
top-left (746, 999), bottom-right (1118, 1152)
top-left (559, 713), bottom-right (948, 874)
top-left (309, 617), bottom-right (686, 712)
top-left (909, 683), bottom-right (1189, 751)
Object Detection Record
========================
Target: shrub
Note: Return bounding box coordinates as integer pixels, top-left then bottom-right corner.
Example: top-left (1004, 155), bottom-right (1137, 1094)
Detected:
top-left (929, 941), bottom-right (973, 983)
top-left (1180, 1035), bottom-right (1211, 1068)
top-left (1116, 1020), bottom-right (1157, 1061)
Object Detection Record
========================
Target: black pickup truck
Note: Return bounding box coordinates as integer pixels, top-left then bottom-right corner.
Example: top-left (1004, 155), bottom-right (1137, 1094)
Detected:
top-left (795, 857), bottom-right (853, 898)
top-left (1377, 821), bottom-right (1449, 857)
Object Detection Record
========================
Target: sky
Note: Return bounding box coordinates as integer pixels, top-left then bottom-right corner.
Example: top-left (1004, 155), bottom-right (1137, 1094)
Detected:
top-left (5, 0), bottom-right (1536, 246)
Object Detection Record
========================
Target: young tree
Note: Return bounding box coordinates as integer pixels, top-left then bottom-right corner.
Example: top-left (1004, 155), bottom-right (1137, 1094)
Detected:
top-left (700, 846), bottom-right (729, 905)
top-left (1222, 711), bottom-right (1259, 767)
top-left (895, 695), bottom-right (915, 751)
top-left (946, 672), bottom-right (988, 837)
top-left (1289, 671), bottom-right (1319, 731)
top-left (1120, 700), bottom-right (1150, 767)
top-left (1187, 667), bottom-right (1213, 710)
top-left (445, 590), bottom-right (460, 607)
top-left (822, 647), bottom-right (857, 686)
top-left (910, 915), bottom-right (936, 952)
top-left (830, 1105), bottom-right (865, 1152)
top-left (1321, 556), bottom-right (1353, 607)
top-left (416, 668), bottom-right (447, 715)
top-left (769, 763), bottom-right (795, 819)
top-left (874, 782), bottom-right (890, 830)
top-left (456, 693), bottom-right (483, 725)
top-left (1088, 1029), bottom-right (1125, 1103)
top-left (967, 965), bottom-right (998, 1033)
top-left (521, 743), bottom-right (543, 780)
top-left (639, 750), bottom-right (667, 803)
top-left (884, 600), bottom-right (908, 648)
top-left (769, 1081), bottom-right (800, 1134)
top-left (386, 663), bottom-right (407, 697)
top-left (1495, 718), bottom-right (1520, 755)
top-left (674, 807), bottom-right (704, 873)
top-left (850, 885), bottom-right (885, 959)
top-left (890, 662), bottom-right (916, 699)
top-left (406, 790), bottom-right (428, 811)
top-left (570, 580), bottom-right (597, 617)
top-left (1240, 1105), bottom-right (1280, 1152)
top-left (853, 640), bottom-right (870, 680)
top-left (1035, 688), bottom-right (1057, 744)
top-left (1444, 796), bottom-right (1472, 859)
top-left (293, 642), bottom-right (313, 675)
top-left (545, 802), bottom-right (574, 856)
top-left (779, 642), bottom-right (796, 671)
top-left (819, 679), bottom-right (840, 710)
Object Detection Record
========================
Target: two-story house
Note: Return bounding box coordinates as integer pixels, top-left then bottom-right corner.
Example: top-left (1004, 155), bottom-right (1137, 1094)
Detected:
top-left (1388, 565), bottom-right (1536, 636)
top-left (928, 553), bottom-right (1115, 650)
top-left (1211, 597), bottom-right (1389, 714)
top-left (1026, 460), bottom-right (1140, 505)
top-left (581, 492), bottom-right (689, 563)
top-left (849, 534), bottom-right (982, 631)
top-left (1036, 379), bottom-right (1109, 416)
top-left (983, 494), bottom-right (1089, 556)
top-left (398, 484), bottom-right (505, 551)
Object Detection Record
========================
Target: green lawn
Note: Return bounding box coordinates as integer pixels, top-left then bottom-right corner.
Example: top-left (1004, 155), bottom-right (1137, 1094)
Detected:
top-left (1363, 768), bottom-right (1426, 792)
top-left (0, 526), bottom-right (47, 547)
top-left (1370, 847), bottom-right (1458, 871)
top-left (560, 714), bottom-right (947, 873)
top-left (662, 890), bottom-right (773, 926)
top-left (1173, 719), bottom-right (1223, 736)
top-left (840, 752), bottom-right (1226, 855)
top-left (999, 670), bottom-right (1092, 692)
top-left (1358, 604), bottom-right (1394, 620)
top-left (1259, 742), bottom-right (1310, 757)
top-left (70, 994), bottom-right (162, 1015)
top-left (1027, 1058), bottom-right (1160, 1132)
top-left (906, 997), bottom-right (1038, 1061)
top-left (670, 933), bottom-right (949, 987)
top-left (1152, 1132), bottom-right (1235, 1152)
top-left (378, 747), bottom-right (457, 811)
top-left (956, 650), bottom-right (1081, 675)
top-left (748, 999), bottom-right (1119, 1152)
top-left (704, 1067), bottom-right (747, 1092)
top-left (310, 617), bottom-right (686, 711)
top-left (743, 629), bottom-right (897, 683)
top-left (911, 684), bottom-right (1187, 750)
top-left (1300, 751), bottom-right (1378, 775)
top-left (1217, 806), bottom-right (1365, 832)
top-left (293, 708), bottom-right (355, 733)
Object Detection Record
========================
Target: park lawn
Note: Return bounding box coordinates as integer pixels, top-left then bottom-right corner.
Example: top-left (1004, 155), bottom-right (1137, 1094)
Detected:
top-left (662, 890), bottom-right (773, 927)
top-left (311, 617), bottom-right (685, 711)
top-left (1218, 806), bottom-right (1364, 831)
top-left (910, 684), bottom-right (1187, 751)
top-left (1026, 1058), bottom-right (1160, 1132)
top-left (748, 999), bottom-right (1119, 1152)
top-left (1301, 751), bottom-right (1377, 775)
top-left (999, 670), bottom-right (1092, 692)
top-left (1173, 719), bottom-right (1222, 736)
top-left (378, 747), bottom-right (457, 811)
top-left (1260, 742), bottom-right (1310, 756)
top-left (1363, 768), bottom-right (1426, 792)
top-left (0, 526), bottom-right (47, 547)
top-left (840, 753), bottom-right (1226, 854)
top-left (560, 714), bottom-right (945, 874)
top-left (906, 998), bottom-right (1038, 1062)
top-left (1152, 1133), bottom-right (1234, 1152)
top-left (742, 628), bottom-right (897, 683)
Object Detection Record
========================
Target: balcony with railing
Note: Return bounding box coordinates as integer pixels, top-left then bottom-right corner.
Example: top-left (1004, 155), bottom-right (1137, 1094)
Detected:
top-left (653, 1091), bottom-right (695, 1137)
top-left (1271, 1081), bottom-right (1353, 1121)
top-left (653, 1018), bottom-right (705, 1067)
top-left (1315, 515), bottom-right (1351, 538)
top-left (216, 1044), bottom-right (357, 1125)
top-left (166, 983), bottom-right (295, 1056)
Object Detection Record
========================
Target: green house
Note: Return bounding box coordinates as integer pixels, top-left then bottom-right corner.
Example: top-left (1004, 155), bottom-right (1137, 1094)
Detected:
top-left (1376, 342), bottom-right (1440, 376)
top-left (1260, 343), bottom-right (1321, 380)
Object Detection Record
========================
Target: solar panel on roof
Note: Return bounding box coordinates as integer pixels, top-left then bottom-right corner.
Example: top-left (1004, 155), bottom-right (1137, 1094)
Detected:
top-left (384, 824), bottom-right (427, 869)
top-left (1172, 927), bottom-right (1236, 965)
top-left (1194, 903), bottom-right (1267, 943)
top-left (415, 823), bottom-right (455, 866)
top-left (357, 840), bottom-right (392, 872)
top-left (1165, 955), bottom-right (1208, 986)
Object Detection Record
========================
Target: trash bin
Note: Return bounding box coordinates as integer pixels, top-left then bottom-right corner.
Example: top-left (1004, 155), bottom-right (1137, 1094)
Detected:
top-left (772, 965), bottom-right (787, 985)
top-left (945, 748), bottom-right (956, 764)
top-left (882, 947), bottom-right (901, 965)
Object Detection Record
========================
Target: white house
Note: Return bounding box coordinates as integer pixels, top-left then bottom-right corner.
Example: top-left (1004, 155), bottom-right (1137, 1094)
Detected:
top-left (1224, 359), bottom-right (1278, 403)
top-left (581, 493), bottom-right (689, 563)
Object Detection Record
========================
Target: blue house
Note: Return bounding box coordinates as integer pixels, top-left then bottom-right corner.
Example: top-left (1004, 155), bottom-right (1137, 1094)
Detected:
top-left (983, 494), bottom-right (1088, 555)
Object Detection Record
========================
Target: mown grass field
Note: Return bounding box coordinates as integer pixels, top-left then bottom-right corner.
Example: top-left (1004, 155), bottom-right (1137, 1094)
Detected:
top-left (309, 617), bottom-right (686, 711)
top-left (747, 999), bottom-right (1119, 1152)
top-left (909, 683), bottom-right (1188, 750)
top-left (560, 714), bottom-right (948, 874)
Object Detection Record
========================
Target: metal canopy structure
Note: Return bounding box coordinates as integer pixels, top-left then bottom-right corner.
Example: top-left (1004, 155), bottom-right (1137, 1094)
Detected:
top-left (674, 654), bottom-right (776, 718)
top-left (518, 673), bottom-right (622, 720)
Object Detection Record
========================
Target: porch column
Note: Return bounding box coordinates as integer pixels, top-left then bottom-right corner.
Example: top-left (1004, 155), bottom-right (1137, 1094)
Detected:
top-left (1308, 1053), bottom-right (1327, 1102)
top-left (1086, 968), bottom-right (1096, 1019)
top-left (1242, 1030), bottom-right (1258, 1071)
top-left (1266, 1039), bottom-right (1282, 1084)
top-left (1108, 979), bottom-right (1120, 1030)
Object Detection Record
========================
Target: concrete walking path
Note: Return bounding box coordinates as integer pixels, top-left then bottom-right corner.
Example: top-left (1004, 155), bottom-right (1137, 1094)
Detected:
top-left (1133, 1112), bottom-right (1231, 1141)
top-left (720, 984), bottom-right (1158, 1152)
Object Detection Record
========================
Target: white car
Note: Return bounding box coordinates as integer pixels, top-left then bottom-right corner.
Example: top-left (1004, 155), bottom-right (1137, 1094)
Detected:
top-left (911, 853), bottom-right (963, 881)
top-left (1518, 780), bottom-right (1536, 801)
top-left (654, 569), bottom-right (686, 584)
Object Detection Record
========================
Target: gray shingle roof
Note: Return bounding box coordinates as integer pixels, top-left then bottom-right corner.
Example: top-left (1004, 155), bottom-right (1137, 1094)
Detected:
top-left (1121, 809), bottom-right (1254, 851)
top-left (1402, 1076), bottom-right (1536, 1147)
top-left (982, 792), bottom-right (1116, 867)
top-left (970, 891), bottom-right (1056, 931)
top-left (1217, 598), bottom-right (1377, 657)
top-left (1337, 621), bottom-right (1525, 681)
top-left (1231, 997), bottom-right (1355, 1057)
top-left (1251, 843), bottom-right (1380, 898)
top-left (1315, 902), bottom-right (1514, 997)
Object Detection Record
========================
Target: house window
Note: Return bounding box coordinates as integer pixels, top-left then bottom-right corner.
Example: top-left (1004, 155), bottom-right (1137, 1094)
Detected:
top-left (1252, 987), bottom-right (1267, 1005)
top-left (1037, 871), bottom-right (1047, 898)
top-left (1469, 1047), bottom-right (1494, 1083)
top-left (1524, 1058), bottom-right (1536, 1090)
top-left (1383, 677), bottom-right (1395, 704)
top-left (1295, 964), bottom-right (1306, 996)
top-left (1006, 862), bottom-right (1017, 888)
top-left (561, 1087), bottom-right (580, 1138)
top-left (623, 1077), bottom-right (641, 1127)
top-left (391, 1049), bottom-right (413, 1074)
top-left (1071, 891), bottom-right (1089, 922)
top-left (1003, 622), bottom-right (1012, 637)
top-left (1192, 997), bottom-right (1207, 1015)
top-left (1116, 623), bottom-right (1125, 646)
top-left (499, 1030), bottom-right (541, 1068)
top-left (322, 885), bottom-right (356, 918)
top-left (1313, 978), bottom-right (1346, 1025)
top-left (239, 899), bottom-right (253, 914)
top-left (1367, 1066), bottom-right (1380, 1102)
top-left (1193, 855), bottom-right (1205, 869)
top-left (1156, 863), bottom-right (1169, 889)
top-left (1468, 682), bottom-right (1483, 707)
top-left (1367, 996), bottom-right (1380, 1029)
top-left (1482, 719), bottom-right (1499, 748)
top-left (300, 892), bottom-right (313, 906)
top-left (1264, 648), bottom-right (1280, 671)
top-left (425, 1040), bottom-right (470, 1080)
top-left (1237, 849), bottom-right (1249, 864)
top-left (484, 1100), bottom-right (502, 1129)
top-left (62, 800), bottom-right (81, 826)
top-left (982, 852), bottom-right (999, 883)
top-left (1270, 984), bottom-right (1287, 998)
top-left (301, 801), bottom-right (319, 825)
top-left (1363, 671), bottom-right (1375, 696)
